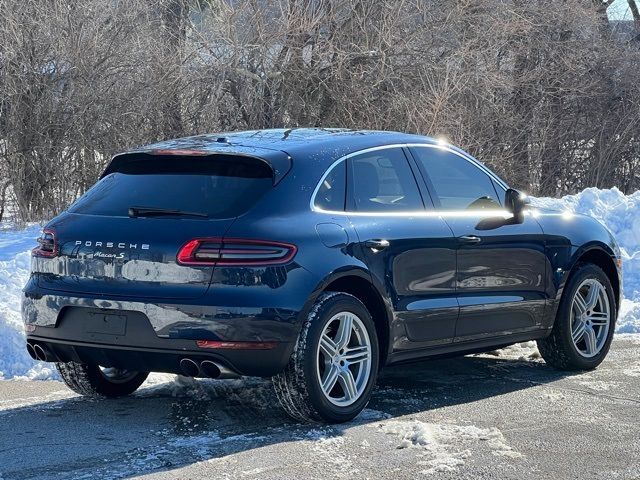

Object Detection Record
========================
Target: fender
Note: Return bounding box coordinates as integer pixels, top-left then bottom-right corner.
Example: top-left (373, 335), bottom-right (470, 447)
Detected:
top-left (534, 209), bottom-right (620, 329)
top-left (543, 241), bottom-right (620, 328)
top-left (305, 266), bottom-right (393, 321)
top-left (297, 265), bottom-right (395, 360)
top-left (557, 242), bottom-right (617, 300)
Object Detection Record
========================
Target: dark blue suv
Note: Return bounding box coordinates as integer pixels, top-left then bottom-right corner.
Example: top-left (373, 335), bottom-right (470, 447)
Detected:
top-left (23, 129), bottom-right (621, 423)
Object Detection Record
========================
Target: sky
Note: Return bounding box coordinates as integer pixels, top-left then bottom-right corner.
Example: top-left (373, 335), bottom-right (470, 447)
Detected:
top-left (609, 0), bottom-right (639, 20)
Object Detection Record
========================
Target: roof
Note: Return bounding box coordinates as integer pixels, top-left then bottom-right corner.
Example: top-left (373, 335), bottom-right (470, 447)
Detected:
top-left (133, 128), bottom-right (436, 158)
top-left (107, 129), bottom-right (439, 184)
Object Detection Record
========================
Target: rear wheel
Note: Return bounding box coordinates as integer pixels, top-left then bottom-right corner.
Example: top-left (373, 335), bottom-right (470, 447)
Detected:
top-left (56, 361), bottom-right (149, 398)
top-left (273, 292), bottom-right (379, 423)
top-left (538, 263), bottom-right (616, 370)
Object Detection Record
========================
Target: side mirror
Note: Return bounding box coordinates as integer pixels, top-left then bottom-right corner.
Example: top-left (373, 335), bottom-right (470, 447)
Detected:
top-left (504, 188), bottom-right (529, 223)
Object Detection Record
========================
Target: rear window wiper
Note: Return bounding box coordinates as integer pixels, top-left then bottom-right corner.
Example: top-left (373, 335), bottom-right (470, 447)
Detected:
top-left (128, 206), bottom-right (209, 218)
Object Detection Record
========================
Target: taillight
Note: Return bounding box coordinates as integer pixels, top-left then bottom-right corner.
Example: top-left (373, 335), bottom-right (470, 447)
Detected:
top-left (177, 237), bottom-right (297, 266)
top-left (32, 229), bottom-right (57, 258)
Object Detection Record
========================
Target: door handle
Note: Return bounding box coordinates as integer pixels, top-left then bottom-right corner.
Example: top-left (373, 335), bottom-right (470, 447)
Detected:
top-left (364, 239), bottom-right (390, 252)
top-left (458, 235), bottom-right (481, 245)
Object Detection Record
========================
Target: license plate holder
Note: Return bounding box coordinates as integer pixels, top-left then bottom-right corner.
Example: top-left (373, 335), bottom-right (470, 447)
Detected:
top-left (85, 313), bottom-right (127, 336)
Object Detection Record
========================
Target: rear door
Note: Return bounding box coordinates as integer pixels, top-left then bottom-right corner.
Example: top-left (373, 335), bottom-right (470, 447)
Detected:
top-left (408, 145), bottom-right (547, 341)
top-left (346, 147), bottom-right (458, 352)
top-left (35, 153), bottom-right (274, 299)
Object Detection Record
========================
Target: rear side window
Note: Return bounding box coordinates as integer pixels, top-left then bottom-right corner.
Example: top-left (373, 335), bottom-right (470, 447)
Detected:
top-left (347, 148), bottom-right (424, 212)
top-left (69, 155), bottom-right (272, 219)
top-left (411, 147), bottom-right (501, 211)
top-left (314, 161), bottom-right (346, 211)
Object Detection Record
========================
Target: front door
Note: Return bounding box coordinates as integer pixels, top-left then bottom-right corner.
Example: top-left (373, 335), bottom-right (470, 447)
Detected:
top-left (409, 145), bottom-right (547, 342)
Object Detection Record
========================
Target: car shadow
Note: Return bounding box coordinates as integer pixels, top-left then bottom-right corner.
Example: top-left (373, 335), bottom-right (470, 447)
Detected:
top-left (0, 353), bottom-right (578, 480)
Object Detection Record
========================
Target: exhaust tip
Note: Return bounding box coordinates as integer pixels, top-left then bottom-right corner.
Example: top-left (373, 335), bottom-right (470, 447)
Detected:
top-left (200, 360), bottom-right (221, 379)
top-left (201, 360), bottom-right (239, 379)
top-left (26, 343), bottom-right (37, 360)
top-left (33, 344), bottom-right (48, 362)
top-left (179, 358), bottom-right (200, 377)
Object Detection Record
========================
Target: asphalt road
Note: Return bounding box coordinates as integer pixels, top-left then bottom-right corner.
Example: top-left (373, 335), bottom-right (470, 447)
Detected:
top-left (1, 337), bottom-right (639, 480)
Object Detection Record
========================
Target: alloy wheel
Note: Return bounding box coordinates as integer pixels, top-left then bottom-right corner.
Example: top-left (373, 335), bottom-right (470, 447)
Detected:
top-left (316, 311), bottom-right (372, 406)
top-left (570, 278), bottom-right (611, 358)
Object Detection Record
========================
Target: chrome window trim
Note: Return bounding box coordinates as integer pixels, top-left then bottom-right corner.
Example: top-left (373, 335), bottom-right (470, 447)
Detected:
top-left (310, 143), bottom-right (509, 216)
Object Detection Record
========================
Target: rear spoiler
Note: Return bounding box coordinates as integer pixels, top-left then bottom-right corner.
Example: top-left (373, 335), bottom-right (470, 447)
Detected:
top-left (102, 144), bottom-right (292, 185)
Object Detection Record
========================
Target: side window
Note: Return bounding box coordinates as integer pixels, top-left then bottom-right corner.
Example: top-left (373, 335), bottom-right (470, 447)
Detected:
top-left (314, 161), bottom-right (346, 211)
top-left (492, 179), bottom-right (506, 206)
top-left (348, 148), bottom-right (424, 212)
top-left (411, 147), bottom-right (501, 211)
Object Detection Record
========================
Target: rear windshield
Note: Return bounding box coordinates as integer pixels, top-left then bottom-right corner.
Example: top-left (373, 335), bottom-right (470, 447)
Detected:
top-left (69, 155), bottom-right (272, 219)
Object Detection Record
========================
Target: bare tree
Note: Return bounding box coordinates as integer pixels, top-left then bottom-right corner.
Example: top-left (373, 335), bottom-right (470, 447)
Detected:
top-left (0, 0), bottom-right (639, 222)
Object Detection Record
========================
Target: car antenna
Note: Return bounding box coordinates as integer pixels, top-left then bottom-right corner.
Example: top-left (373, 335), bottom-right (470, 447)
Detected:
top-left (281, 128), bottom-right (293, 140)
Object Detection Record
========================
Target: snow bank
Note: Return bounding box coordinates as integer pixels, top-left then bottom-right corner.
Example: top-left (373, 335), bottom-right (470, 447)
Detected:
top-left (0, 224), bottom-right (58, 380)
top-left (0, 187), bottom-right (639, 380)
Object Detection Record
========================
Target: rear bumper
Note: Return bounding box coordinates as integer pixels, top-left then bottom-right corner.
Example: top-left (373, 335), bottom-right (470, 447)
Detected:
top-left (25, 334), bottom-right (293, 377)
top-left (23, 275), bottom-right (307, 342)
top-left (21, 277), bottom-right (312, 376)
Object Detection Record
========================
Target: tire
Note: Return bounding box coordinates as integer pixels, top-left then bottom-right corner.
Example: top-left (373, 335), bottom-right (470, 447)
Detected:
top-left (273, 292), bottom-right (379, 423)
top-left (56, 361), bottom-right (149, 398)
top-left (537, 262), bottom-right (617, 371)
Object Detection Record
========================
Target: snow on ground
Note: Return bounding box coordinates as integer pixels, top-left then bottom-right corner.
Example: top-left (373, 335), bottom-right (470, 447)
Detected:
top-left (378, 420), bottom-right (522, 474)
top-left (0, 187), bottom-right (639, 380)
top-left (483, 340), bottom-right (542, 361)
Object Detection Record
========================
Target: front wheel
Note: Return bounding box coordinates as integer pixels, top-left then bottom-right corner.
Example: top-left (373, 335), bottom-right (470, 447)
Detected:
top-left (56, 361), bottom-right (149, 398)
top-left (273, 292), bottom-right (379, 423)
top-left (538, 263), bottom-right (616, 370)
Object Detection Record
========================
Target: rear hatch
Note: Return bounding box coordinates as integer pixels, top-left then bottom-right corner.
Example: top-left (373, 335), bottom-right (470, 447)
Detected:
top-left (34, 152), bottom-right (278, 299)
